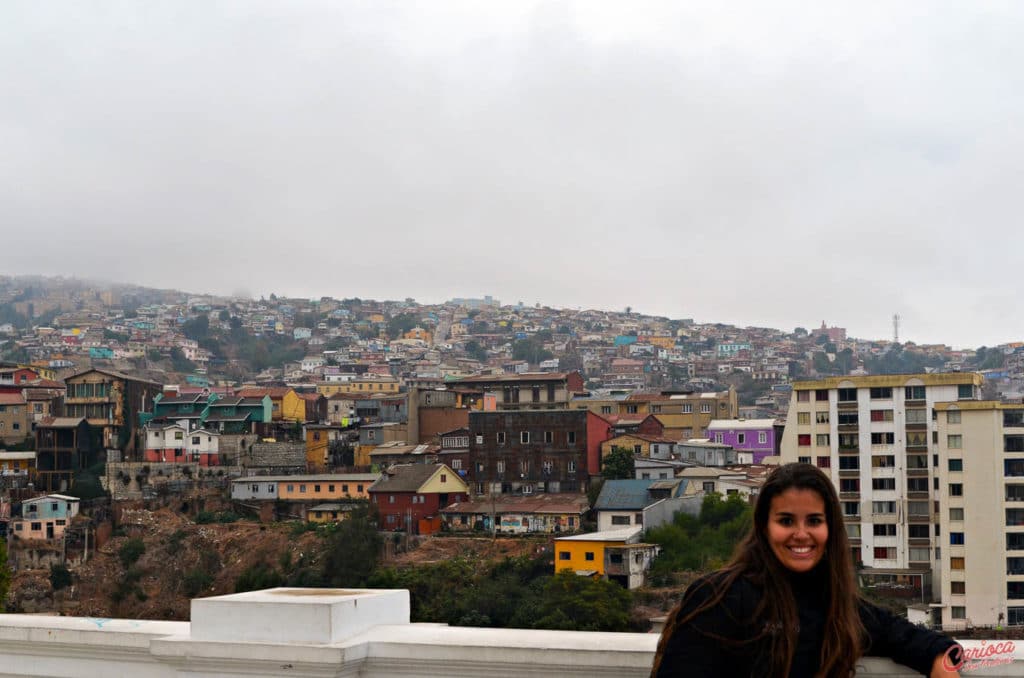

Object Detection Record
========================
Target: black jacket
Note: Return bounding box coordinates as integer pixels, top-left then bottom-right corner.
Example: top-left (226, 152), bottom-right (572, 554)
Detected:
top-left (654, 571), bottom-right (957, 678)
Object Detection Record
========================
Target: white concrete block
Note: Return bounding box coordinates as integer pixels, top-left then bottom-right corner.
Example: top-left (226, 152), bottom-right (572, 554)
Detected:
top-left (190, 587), bottom-right (410, 645)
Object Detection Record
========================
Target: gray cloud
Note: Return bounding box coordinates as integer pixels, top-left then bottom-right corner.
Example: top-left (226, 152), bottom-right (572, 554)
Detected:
top-left (3, 1), bottom-right (1024, 347)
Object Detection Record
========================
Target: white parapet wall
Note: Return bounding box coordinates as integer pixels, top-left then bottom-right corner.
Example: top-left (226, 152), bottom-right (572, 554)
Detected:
top-left (0, 588), bottom-right (1020, 677)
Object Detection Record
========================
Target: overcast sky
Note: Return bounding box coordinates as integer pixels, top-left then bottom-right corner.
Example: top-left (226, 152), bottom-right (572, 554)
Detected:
top-left (3, 2), bottom-right (1023, 349)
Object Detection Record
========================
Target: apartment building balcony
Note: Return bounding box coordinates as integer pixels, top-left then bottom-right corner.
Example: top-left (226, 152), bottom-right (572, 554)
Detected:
top-left (838, 468), bottom-right (860, 478)
top-left (837, 424), bottom-right (859, 433)
top-left (906, 490), bottom-right (930, 500)
top-left (906, 466), bottom-right (929, 477)
top-left (837, 400), bottom-right (859, 410)
top-left (839, 491), bottom-right (860, 500)
top-left (908, 537), bottom-right (931, 547)
top-left (0, 587), bottom-right (977, 678)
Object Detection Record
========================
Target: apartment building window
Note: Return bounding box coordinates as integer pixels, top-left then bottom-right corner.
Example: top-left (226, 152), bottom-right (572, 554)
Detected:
top-left (497, 431), bottom-right (506, 444)
top-left (842, 502), bottom-right (859, 517)
top-left (838, 456), bottom-right (859, 470)
top-left (909, 547), bottom-right (930, 562)
top-left (873, 547), bottom-right (896, 560)
top-left (908, 524), bottom-right (929, 539)
top-left (950, 507), bottom-right (964, 521)
top-left (626, 405), bottom-right (638, 414)
top-left (846, 524), bottom-right (861, 538)
top-left (451, 459), bottom-right (462, 470)
top-left (798, 434), bottom-right (811, 446)
top-left (797, 391), bottom-right (810, 402)
top-left (948, 458), bottom-right (963, 472)
top-left (532, 386), bottom-right (541, 403)
top-left (949, 483), bottom-right (963, 496)
top-left (816, 434), bottom-right (830, 446)
top-left (957, 384), bottom-right (975, 400)
top-left (837, 412), bottom-right (858, 426)
top-left (871, 455), bottom-right (895, 468)
top-left (870, 410), bottom-right (893, 422)
top-left (682, 404), bottom-right (693, 413)
top-left (544, 431), bottom-right (553, 444)
top-left (567, 431), bottom-right (576, 444)
top-left (872, 501), bottom-right (896, 514)
top-left (869, 387), bottom-right (893, 399)
top-left (815, 389), bottom-right (829, 401)
top-left (838, 388), bottom-right (857, 402)
top-left (496, 461), bottom-right (505, 474)
top-left (797, 412), bottom-right (810, 425)
top-left (947, 410), bottom-right (962, 424)
top-left (1005, 411), bottom-right (1024, 427)
top-left (870, 432), bottom-right (895, 445)
top-left (950, 532), bottom-right (965, 545)
top-left (907, 454), bottom-right (928, 469)
top-left (908, 501), bottom-right (929, 517)
top-left (758, 432), bottom-right (767, 444)
top-left (951, 606), bottom-right (967, 619)
top-left (651, 405), bottom-right (662, 414)
top-left (1007, 460), bottom-right (1024, 477)
top-left (905, 385), bottom-right (926, 400)
top-left (815, 412), bottom-right (829, 424)
top-left (600, 406), bottom-right (612, 414)
top-left (950, 557), bottom-right (965, 570)
top-left (798, 456), bottom-right (811, 464)
top-left (873, 524), bottom-right (897, 536)
top-left (816, 456), bottom-right (830, 468)
top-left (700, 403), bottom-right (711, 413)
top-left (737, 433), bottom-right (746, 444)
top-left (567, 460), bottom-right (576, 473)
top-left (840, 478), bottom-right (860, 492)
top-left (907, 477), bottom-right (928, 492)
top-left (1009, 534), bottom-right (1024, 550)
top-left (838, 433), bottom-right (857, 450)
top-left (947, 435), bottom-right (963, 449)
top-left (1006, 435), bottom-right (1024, 452)
top-left (905, 409), bottom-right (927, 424)
top-left (872, 478), bottom-right (896, 491)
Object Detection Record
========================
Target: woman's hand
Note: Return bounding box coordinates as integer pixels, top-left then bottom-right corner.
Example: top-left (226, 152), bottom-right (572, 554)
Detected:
top-left (930, 649), bottom-right (961, 677)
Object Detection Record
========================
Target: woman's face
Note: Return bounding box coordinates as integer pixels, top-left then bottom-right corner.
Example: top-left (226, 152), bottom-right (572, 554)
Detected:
top-left (766, 487), bottom-right (828, 573)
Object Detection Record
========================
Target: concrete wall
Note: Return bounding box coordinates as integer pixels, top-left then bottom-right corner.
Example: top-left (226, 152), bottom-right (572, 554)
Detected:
top-left (0, 587), bottom-right (1009, 677)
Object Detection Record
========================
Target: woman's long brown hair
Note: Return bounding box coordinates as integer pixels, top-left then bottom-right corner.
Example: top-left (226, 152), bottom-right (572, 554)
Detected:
top-left (650, 463), bottom-right (866, 677)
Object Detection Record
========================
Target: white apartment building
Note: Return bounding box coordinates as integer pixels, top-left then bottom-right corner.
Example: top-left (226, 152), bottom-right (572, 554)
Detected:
top-left (933, 400), bottom-right (1024, 629)
top-left (780, 373), bottom-right (984, 608)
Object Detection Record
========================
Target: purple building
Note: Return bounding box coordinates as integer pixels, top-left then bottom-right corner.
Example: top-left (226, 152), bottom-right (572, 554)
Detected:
top-left (706, 419), bottom-right (777, 464)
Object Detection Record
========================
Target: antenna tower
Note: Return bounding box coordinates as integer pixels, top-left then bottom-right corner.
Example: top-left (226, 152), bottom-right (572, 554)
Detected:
top-left (893, 314), bottom-right (901, 345)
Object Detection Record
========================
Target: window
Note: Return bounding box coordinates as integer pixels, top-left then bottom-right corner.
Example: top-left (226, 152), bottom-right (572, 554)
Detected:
top-left (611, 515), bottom-right (631, 525)
top-left (584, 552), bottom-right (595, 561)
top-left (906, 409), bottom-right (927, 424)
top-left (870, 432), bottom-right (895, 445)
top-left (957, 384), bottom-right (974, 399)
top-left (838, 456), bottom-right (859, 470)
top-left (475, 434), bottom-right (483, 444)
top-left (871, 455), bottom-right (895, 468)
top-left (1005, 411), bottom-right (1024, 427)
top-left (947, 410), bottom-right (962, 424)
top-left (950, 582), bottom-right (966, 596)
top-left (1006, 435), bottom-right (1024, 452)
top-left (838, 433), bottom-right (857, 449)
top-left (870, 409), bottom-right (893, 422)
top-left (567, 460), bottom-right (576, 473)
top-left (947, 435), bottom-right (963, 449)
top-left (816, 456), bottom-right (830, 468)
top-left (815, 389), bottom-right (829, 401)
top-left (873, 547), bottom-right (896, 559)
top-left (908, 524), bottom-right (929, 539)
top-left (907, 477), bottom-right (928, 492)
top-left (797, 412), bottom-right (810, 425)
top-left (951, 557), bottom-right (965, 570)
top-left (389, 495), bottom-right (395, 504)
top-left (949, 507), bottom-right (964, 521)
top-left (543, 431), bottom-right (553, 444)
top-left (948, 458), bottom-right (963, 472)
top-left (869, 387), bottom-right (892, 399)
top-left (951, 606), bottom-right (966, 619)
top-left (287, 484), bottom-right (294, 492)
top-left (567, 431), bottom-right (576, 444)
top-left (815, 411), bottom-right (829, 424)
top-left (758, 432), bottom-right (767, 444)
top-left (950, 532), bottom-right (965, 545)
top-left (872, 501), bottom-right (896, 514)
top-left (31, 522), bottom-right (42, 531)
top-left (949, 483), bottom-right (963, 496)
top-left (702, 481), bottom-right (715, 493)
top-left (842, 502), bottom-right (859, 517)
top-left (700, 403), bottom-right (711, 413)
top-left (845, 524), bottom-right (861, 538)
top-left (714, 433), bottom-right (723, 443)
top-left (837, 411), bottom-right (858, 426)
top-left (816, 434), bottom-right (830, 446)
top-left (682, 404), bottom-right (692, 413)
top-left (839, 478), bottom-right (859, 492)
top-left (909, 547), bottom-right (930, 562)
top-left (314, 485), bottom-right (321, 493)
top-left (872, 478), bottom-right (896, 491)
top-left (797, 391), bottom-right (810, 402)
top-left (521, 431), bottom-right (530, 444)
top-left (558, 552), bottom-right (570, 560)
top-left (357, 484), bottom-right (364, 492)
top-left (798, 456), bottom-right (811, 464)
top-left (905, 385), bottom-right (926, 400)
top-left (341, 484), bottom-right (348, 493)
top-left (625, 404), bottom-right (638, 414)
top-left (873, 524), bottom-right (897, 536)
top-left (600, 405), bottom-right (612, 414)
top-left (496, 431), bottom-right (506, 444)
top-left (737, 433), bottom-right (745, 444)
top-left (451, 459), bottom-right (462, 470)
top-left (440, 474), bottom-right (447, 483)
top-left (838, 388), bottom-right (857, 402)
top-left (798, 434), bottom-right (811, 446)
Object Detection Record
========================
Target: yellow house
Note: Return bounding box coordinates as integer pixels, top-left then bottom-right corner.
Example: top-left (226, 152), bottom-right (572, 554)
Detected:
top-left (554, 528), bottom-right (642, 576)
top-left (641, 336), bottom-right (676, 350)
top-left (403, 327), bottom-right (433, 344)
top-left (236, 387), bottom-right (304, 422)
top-left (600, 433), bottom-right (670, 460)
top-left (278, 474), bottom-right (381, 501)
top-left (306, 504), bottom-right (351, 523)
top-left (0, 451), bottom-right (35, 475)
top-left (350, 377), bottom-right (400, 394)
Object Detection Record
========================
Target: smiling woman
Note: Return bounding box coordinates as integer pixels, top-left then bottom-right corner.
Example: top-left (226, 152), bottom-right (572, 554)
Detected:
top-left (651, 463), bottom-right (962, 678)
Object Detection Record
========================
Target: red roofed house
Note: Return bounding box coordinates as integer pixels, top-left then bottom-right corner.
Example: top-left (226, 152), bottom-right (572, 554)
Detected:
top-left (368, 463), bottom-right (469, 535)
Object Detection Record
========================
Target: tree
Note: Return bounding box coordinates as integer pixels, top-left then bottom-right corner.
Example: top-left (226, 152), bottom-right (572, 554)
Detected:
top-left (321, 503), bottom-right (382, 587)
top-left (602, 446), bottom-right (635, 480)
top-left (464, 340), bottom-right (488, 362)
top-left (512, 338), bottom-right (553, 364)
top-left (0, 538), bottom-right (9, 611)
top-left (532, 571), bottom-right (632, 632)
top-left (182, 314), bottom-right (210, 342)
top-left (170, 347), bottom-right (196, 373)
top-left (387, 313), bottom-right (419, 339)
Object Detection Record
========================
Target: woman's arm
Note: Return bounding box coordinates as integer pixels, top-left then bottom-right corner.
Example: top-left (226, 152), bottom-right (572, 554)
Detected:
top-left (860, 600), bottom-right (960, 676)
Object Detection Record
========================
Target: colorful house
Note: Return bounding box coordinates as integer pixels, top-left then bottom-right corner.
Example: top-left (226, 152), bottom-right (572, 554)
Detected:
top-left (235, 387), bottom-right (304, 423)
top-left (441, 493), bottom-right (589, 534)
top-left (706, 418), bottom-right (777, 464)
top-left (142, 424), bottom-right (221, 466)
top-left (554, 527), bottom-right (641, 577)
top-left (11, 494), bottom-right (80, 540)
top-left (368, 463), bottom-right (469, 535)
top-left (203, 396), bottom-right (273, 434)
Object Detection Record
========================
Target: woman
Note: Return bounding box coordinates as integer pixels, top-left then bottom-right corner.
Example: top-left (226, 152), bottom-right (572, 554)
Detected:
top-left (651, 463), bottom-right (961, 677)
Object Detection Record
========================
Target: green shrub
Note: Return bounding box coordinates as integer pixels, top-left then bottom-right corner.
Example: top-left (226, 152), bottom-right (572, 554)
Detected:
top-left (183, 568), bottom-right (214, 597)
top-left (49, 564), bottom-right (72, 591)
top-left (195, 510), bottom-right (215, 524)
top-left (235, 563), bottom-right (284, 593)
top-left (118, 537), bottom-right (145, 568)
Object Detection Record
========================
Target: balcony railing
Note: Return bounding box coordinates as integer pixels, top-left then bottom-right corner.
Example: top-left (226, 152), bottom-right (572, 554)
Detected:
top-left (0, 587), bottom-right (991, 677)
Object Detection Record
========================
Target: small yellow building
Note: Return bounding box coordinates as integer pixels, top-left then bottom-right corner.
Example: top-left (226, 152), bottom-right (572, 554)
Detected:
top-left (553, 528), bottom-right (642, 576)
top-left (277, 474), bottom-right (381, 501)
top-left (236, 387), bottom-right (305, 422)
